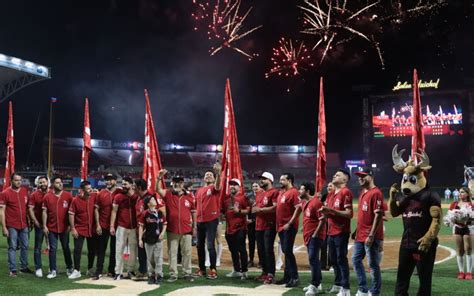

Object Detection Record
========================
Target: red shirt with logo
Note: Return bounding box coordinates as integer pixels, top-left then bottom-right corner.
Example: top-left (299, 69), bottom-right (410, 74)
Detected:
top-left (276, 187), bottom-right (301, 232)
top-left (222, 193), bottom-right (249, 235)
top-left (136, 192), bottom-right (166, 222)
top-left (326, 187), bottom-right (353, 236)
top-left (302, 197), bottom-right (326, 245)
top-left (69, 193), bottom-right (96, 237)
top-left (0, 187), bottom-right (29, 230)
top-left (355, 187), bottom-right (384, 242)
top-left (113, 192), bottom-right (138, 229)
top-left (163, 189), bottom-right (195, 234)
top-left (28, 189), bottom-right (47, 225)
top-left (95, 188), bottom-right (119, 230)
top-left (195, 185), bottom-right (220, 223)
top-left (255, 188), bottom-right (279, 231)
top-left (42, 191), bottom-right (73, 233)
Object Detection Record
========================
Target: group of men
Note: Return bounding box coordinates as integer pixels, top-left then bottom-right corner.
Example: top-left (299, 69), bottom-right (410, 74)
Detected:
top-left (0, 165), bottom-right (386, 296)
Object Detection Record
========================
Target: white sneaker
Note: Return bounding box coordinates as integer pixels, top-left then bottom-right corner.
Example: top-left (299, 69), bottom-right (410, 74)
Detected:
top-left (355, 291), bottom-right (368, 296)
top-left (68, 269), bottom-right (82, 279)
top-left (328, 285), bottom-right (342, 294)
top-left (216, 259), bottom-right (221, 267)
top-left (205, 260), bottom-right (210, 267)
top-left (35, 269), bottom-right (43, 278)
top-left (337, 288), bottom-right (351, 296)
top-left (226, 271), bottom-right (242, 278)
top-left (305, 284), bottom-right (317, 296)
top-left (66, 268), bottom-right (74, 276)
top-left (303, 284), bottom-right (312, 292)
top-left (318, 284), bottom-right (323, 292)
top-left (240, 272), bottom-right (248, 280)
top-left (276, 260), bottom-right (283, 270)
top-left (47, 270), bottom-right (57, 279)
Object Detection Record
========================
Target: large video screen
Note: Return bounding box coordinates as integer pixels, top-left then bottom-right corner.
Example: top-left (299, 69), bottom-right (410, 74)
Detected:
top-left (372, 96), bottom-right (463, 138)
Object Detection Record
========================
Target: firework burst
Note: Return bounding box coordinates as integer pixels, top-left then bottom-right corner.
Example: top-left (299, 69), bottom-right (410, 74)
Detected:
top-left (192, 0), bottom-right (262, 60)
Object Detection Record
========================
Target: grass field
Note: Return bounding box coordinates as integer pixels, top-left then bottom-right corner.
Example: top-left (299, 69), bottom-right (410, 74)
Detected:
top-left (0, 200), bottom-right (472, 296)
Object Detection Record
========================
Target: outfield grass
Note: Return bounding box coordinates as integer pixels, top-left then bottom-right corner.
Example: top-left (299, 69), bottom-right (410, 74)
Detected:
top-left (0, 206), bottom-right (469, 295)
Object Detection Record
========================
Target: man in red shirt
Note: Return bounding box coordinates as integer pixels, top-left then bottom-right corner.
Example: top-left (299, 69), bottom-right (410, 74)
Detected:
top-left (194, 163), bottom-right (221, 279)
top-left (321, 170), bottom-right (353, 296)
top-left (28, 175), bottom-right (49, 277)
top-left (252, 171), bottom-right (279, 284)
top-left (0, 173), bottom-right (31, 277)
top-left (275, 173), bottom-right (302, 288)
top-left (68, 180), bottom-right (97, 279)
top-left (42, 176), bottom-right (74, 279)
top-left (300, 182), bottom-right (326, 296)
top-left (222, 179), bottom-right (250, 279)
top-left (352, 168), bottom-right (384, 296)
top-left (110, 176), bottom-right (138, 280)
top-left (156, 170), bottom-right (196, 282)
top-left (92, 173), bottom-right (118, 280)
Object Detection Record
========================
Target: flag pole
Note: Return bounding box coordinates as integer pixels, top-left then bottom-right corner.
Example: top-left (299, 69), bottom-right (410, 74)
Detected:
top-left (47, 99), bottom-right (54, 179)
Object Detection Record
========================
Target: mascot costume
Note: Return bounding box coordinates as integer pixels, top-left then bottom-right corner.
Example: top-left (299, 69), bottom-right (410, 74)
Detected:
top-left (389, 145), bottom-right (442, 296)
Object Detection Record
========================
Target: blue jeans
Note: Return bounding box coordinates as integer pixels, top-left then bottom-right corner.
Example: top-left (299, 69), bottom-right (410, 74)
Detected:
top-left (308, 237), bottom-right (323, 286)
top-left (352, 240), bottom-right (382, 295)
top-left (48, 232), bottom-right (73, 272)
top-left (34, 227), bottom-right (45, 270)
top-left (7, 227), bottom-right (29, 272)
top-left (328, 233), bottom-right (350, 289)
top-left (278, 227), bottom-right (298, 281)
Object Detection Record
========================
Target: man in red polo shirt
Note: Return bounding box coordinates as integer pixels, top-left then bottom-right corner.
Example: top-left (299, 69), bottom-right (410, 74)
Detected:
top-left (300, 182), bottom-right (326, 296)
top-left (352, 168), bottom-right (384, 296)
top-left (68, 180), bottom-right (97, 279)
top-left (42, 176), bottom-right (74, 279)
top-left (0, 173), bottom-right (31, 277)
top-left (321, 170), bottom-right (353, 296)
top-left (92, 173), bottom-right (118, 280)
top-left (252, 171), bottom-right (279, 284)
top-left (222, 178), bottom-right (250, 280)
top-left (194, 163), bottom-right (221, 279)
top-left (275, 173), bottom-right (301, 288)
top-left (156, 170), bottom-right (196, 282)
top-left (28, 175), bottom-right (49, 277)
top-left (110, 177), bottom-right (138, 280)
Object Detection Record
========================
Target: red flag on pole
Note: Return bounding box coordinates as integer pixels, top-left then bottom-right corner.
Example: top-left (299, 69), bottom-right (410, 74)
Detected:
top-left (316, 77), bottom-right (327, 193)
top-left (411, 69), bottom-right (426, 163)
top-left (219, 79), bottom-right (243, 198)
top-left (80, 98), bottom-right (91, 181)
top-left (3, 102), bottom-right (15, 190)
top-left (143, 89), bottom-right (164, 193)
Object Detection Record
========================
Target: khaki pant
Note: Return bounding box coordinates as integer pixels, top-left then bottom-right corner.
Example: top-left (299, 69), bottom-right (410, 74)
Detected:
top-left (167, 232), bottom-right (192, 276)
top-left (145, 242), bottom-right (163, 277)
top-left (115, 226), bottom-right (137, 275)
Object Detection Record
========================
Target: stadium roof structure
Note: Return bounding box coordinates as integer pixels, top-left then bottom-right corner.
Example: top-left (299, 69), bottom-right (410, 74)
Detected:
top-left (0, 53), bottom-right (51, 103)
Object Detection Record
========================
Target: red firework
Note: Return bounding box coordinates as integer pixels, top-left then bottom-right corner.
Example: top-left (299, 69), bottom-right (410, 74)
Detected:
top-left (265, 37), bottom-right (314, 79)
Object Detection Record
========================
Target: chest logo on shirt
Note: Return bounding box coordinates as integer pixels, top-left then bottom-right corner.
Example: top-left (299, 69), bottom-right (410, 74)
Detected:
top-left (63, 201), bottom-right (69, 208)
top-left (362, 201), bottom-right (368, 212)
top-left (185, 200), bottom-right (191, 208)
top-left (263, 196), bottom-right (268, 205)
top-left (305, 208), bottom-right (311, 217)
top-left (334, 199), bottom-right (340, 208)
top-left (206, 189), bottom-right (212, 197)
top-left (234, 202), bottom-right (240, 209)
top-left (281, 196), bottom-right (286, 203)
top-left (402, 211), bottom-right (423, 218)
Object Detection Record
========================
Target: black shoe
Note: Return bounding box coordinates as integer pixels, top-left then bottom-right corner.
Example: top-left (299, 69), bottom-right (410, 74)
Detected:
top-left (275, 278), bottom-right (289, 285)
top-left (91, 273), bottom-right (102, 280)
top-left (285, 279), bottom-right (299, 288)
top-left (156, 275), bottom-right (163, 284)
top-left (147, 276), bottom-right (155, 285)
top-left (20, 268), bottom-right (34, 274)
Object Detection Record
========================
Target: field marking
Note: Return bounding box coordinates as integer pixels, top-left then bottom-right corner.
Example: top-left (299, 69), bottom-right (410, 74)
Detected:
top-left (165, 284), bottom-right (290, 296)
top-left (435, 244), bottom-right (456, 265)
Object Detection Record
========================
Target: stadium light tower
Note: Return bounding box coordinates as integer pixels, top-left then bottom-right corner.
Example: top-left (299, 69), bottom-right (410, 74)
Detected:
top-left (0, 53), bottom-right (51, 103)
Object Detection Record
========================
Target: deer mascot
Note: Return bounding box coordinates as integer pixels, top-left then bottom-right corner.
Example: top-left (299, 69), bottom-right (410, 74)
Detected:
top-left (389, 145), bottom-right (442, 296)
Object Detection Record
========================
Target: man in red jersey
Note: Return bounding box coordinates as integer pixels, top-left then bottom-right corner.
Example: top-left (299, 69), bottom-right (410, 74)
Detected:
top-left (321, 170), bottom-right (353, 296)
top-left (42, 176), bottom-right (74, 279)
top-left (68, 180), bottom-right (97, 279)
top-left (300, 182), bottom-right (326, 296)
top-left (28, 175), bottom-right (49, 277)
top-left (92, 173), bottom-right (118, 280)
top-left (252, 171), bottom-right (279, 284)
top-left (222, 178), bottom-right (250, 280)
top-left (275, 173), bottom-right (302, 288)
top-left (352, 168), bottom-right (384, 296)
top-left (110, 176), bottom-right (138, 280)
top-left (193, 163), bottom-right (221, 279)
top-left (156, 170), bottom-right (196, 282)
top-left (0, 173), bottom-right (32, 277)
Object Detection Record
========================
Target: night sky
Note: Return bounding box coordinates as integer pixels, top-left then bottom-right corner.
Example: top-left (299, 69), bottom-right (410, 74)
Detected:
top-left (0, 0), bottom-right (472, 166)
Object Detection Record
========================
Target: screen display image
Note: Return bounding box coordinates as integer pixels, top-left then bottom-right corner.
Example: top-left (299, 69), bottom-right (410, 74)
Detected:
top-left (372, 97), bottom-right (463, 138)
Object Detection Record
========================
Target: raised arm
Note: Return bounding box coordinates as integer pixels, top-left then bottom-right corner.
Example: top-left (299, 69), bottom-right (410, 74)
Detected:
top-left (388, 183), bottom-right (402, 217)
top-left (156, 169), bottom-right (168, 198)
top-left (213, 162), bottom-right (222, 191)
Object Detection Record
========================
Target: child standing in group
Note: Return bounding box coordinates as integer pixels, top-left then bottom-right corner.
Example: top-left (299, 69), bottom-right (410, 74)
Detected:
top-left (138, 195), bottom-right (167, 284)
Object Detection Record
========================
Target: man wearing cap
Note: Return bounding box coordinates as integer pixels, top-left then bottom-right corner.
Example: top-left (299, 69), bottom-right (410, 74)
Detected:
top-left (275, 173), bottom-right (302, 288)
top-left (222, 178), bottom-right (250, 279)
top-left (321, 170), bottom-right (354, 296)
top-left (252, 171), bottom-right (279, 284)
top-left (110, 177), bottom-right (138, 280)
top-left (194, 163), bottom-right (222, 279)
top-left (352, 168), bottom-right (384, 296)
top-left (92, 173), bottom-right (118, 279)
top-left (156, 169), bottom-right (196, 282)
